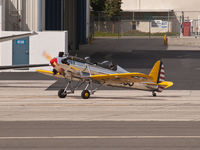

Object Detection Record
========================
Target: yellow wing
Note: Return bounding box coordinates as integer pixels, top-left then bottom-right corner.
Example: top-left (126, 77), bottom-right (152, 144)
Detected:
top-left (90, 72), bottom-right (153, 85)
top-left (36, 69), bottom-right (65, 78)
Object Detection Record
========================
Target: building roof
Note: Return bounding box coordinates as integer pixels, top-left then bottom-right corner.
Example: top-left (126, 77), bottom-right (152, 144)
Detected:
top-left (124, 9), bottom-right (174, 12)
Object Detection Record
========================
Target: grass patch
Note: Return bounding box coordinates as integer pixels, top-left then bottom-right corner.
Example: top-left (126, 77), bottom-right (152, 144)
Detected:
top-left (94, 32), bottom-right (120, 37)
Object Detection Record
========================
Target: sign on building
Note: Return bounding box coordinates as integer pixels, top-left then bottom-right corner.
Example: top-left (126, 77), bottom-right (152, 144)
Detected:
top-left (16, 39), bottom-right (26, 45)
top-left (152, 20), bottom-right (162, 28)
top-left (152, 20), bottom-right (168, 28)
top-left (161, 21), bottom-right (168, 29)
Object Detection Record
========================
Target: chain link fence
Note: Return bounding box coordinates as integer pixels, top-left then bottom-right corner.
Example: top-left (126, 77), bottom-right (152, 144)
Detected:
top-left (90, 11), bottom-right (200, 38)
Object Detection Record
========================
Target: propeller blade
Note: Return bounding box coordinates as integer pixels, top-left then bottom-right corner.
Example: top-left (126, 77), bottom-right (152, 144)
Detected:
top-left (43, 51), bottom-right (64, 75)
top-left (43, 51), bottom-right (52, 61)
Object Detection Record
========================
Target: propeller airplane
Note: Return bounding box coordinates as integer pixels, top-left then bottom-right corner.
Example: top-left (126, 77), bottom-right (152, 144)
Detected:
top-left (37, 52), bottom-right (174, 99)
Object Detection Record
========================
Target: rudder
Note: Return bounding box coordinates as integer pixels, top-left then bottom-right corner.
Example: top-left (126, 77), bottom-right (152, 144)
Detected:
top-left (149, 60), bottom-right (166, 92)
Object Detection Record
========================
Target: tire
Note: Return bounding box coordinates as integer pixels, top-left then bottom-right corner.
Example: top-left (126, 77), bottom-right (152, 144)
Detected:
top-left (81, 90), bottom-right (90, 99)
top-left (152, 92), bottom-right (157, 97)
top-left (58, 89), bottom-right (67, 98)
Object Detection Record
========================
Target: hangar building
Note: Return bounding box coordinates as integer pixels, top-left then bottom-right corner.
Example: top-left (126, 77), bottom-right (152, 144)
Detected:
top-left (121, 0), bottom-right (200, 35)
top-left (0, 0), bottom-right (90, 53)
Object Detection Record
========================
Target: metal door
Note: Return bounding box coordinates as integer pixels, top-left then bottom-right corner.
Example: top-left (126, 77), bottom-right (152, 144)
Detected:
top-left (12, 37), bottom-right (29, 65)
top-left (183, 22), bottom-right (191, 36)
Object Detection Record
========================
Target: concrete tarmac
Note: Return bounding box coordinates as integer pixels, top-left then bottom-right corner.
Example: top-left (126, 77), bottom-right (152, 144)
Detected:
top-left (0, 81), bottom-right (200, 149)
top-left (1, 121), bottom-right (200, 150)
top-left (0, 81), bottom-right (200, 121)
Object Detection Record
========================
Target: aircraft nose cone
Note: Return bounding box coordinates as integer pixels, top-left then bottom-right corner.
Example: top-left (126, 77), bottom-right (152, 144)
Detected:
top-left (50, 58), bottom-right (57, 67)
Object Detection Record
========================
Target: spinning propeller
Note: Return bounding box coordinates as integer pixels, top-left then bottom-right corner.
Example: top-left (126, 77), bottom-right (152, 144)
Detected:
top-left (43, 51), bottom-right (64, 74)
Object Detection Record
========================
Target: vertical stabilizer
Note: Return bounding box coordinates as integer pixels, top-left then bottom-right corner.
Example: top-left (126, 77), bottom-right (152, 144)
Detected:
top-left (149, 60), bottom-right (166, 92)
top-left (149, 60), bottom-right (161, 83)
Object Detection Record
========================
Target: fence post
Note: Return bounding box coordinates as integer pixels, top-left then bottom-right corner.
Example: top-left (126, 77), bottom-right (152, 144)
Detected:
top-left (168, 11), bottom-right (170, 33)
top-left (149, 17), bottom-right (151, 39)
top-left (118, 16), bottom-right (120, 39)
top-left (98, 12), bottom-right (100, 32)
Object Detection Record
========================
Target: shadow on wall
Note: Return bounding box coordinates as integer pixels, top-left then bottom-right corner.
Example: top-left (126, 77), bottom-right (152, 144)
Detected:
top-left (171, 12), bottom-right (181, 33)
top-left (5, 0), bottom-right (30, 31)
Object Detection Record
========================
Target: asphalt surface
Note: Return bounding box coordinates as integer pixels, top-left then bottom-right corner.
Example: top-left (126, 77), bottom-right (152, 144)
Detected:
top-left (0, 50), bottom-right (200, 90)
top-left (1, 49), bottom-right (200, 149)
top-left (1, 121), bottom-right (200, 150)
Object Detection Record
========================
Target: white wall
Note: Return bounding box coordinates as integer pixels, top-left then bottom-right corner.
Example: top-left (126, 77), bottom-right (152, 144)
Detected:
top-left (122, 0), bottom-right (200, 11)
top-left (0, 0), bottom-right (2, 31)
top-left (30, 31), bottom-right (68, 70)
top-left (5, 0), bottom-right (41, 31)
top-left (0, 31), bottom-right (68, 71)
top-left (0, 0), bottom-right (5, 31)
top-left (122, 0), bottom-right (138, 11)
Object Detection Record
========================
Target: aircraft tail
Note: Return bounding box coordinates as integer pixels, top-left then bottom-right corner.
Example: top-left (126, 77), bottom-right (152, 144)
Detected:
top-left (149, 60), bottom-right (173, 92)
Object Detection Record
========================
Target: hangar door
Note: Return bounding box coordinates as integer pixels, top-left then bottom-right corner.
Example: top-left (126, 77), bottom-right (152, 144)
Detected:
top-left (45, 0), bottom-right (63, 30)
top-left (12, 37), bottom-right (29, 65)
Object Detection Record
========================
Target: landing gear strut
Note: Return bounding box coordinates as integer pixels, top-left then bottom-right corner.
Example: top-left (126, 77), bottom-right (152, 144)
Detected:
top-left (58, 89), bottom-right (67, 98)
top-left (58, 80), bottom-right (85, 99)
top-left (58, 80), bottom-right (72, 98)
top-left (80, 81), bottom-right (102, 99)
top-left (58, 79), bottom-right (102, 99)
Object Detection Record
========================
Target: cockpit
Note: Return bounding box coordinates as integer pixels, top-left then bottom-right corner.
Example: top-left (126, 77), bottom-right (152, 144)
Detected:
top-left (56, 52), bottom-right (128, 73)
top-left (97, 61), bottom-right (117, 71)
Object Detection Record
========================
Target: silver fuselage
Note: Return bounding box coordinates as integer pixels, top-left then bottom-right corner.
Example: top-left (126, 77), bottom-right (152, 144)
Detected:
top-left (59, 58), bottom-right (157, 91)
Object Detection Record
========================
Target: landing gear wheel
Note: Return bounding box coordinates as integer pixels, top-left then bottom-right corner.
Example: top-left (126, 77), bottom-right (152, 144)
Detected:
top-left (152, 92), bottom-right (157, 97)
top-left (81, 90), bottom-right (90, 99)
top-left (58, 89), bottom-right (67, 98)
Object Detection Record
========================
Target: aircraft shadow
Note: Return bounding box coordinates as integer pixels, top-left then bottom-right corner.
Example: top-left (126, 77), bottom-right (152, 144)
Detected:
top-left (67, 95), bottom-right (167, 101)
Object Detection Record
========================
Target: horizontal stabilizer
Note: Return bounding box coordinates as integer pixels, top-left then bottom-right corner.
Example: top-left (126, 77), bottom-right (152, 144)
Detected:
top-left (158, 81), bottom-right (173, 89)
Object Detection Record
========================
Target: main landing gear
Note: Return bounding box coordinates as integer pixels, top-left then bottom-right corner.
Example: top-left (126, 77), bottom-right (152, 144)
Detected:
top-left (58, 80), bottom-right (101, 99)
top-left (58, 89), bottom-right (67, 98)
top-left (81, 90), bottom-right (90, 99)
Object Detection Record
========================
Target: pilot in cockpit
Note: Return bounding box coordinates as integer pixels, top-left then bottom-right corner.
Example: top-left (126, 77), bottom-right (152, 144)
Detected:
top-left (57, 52), bottom-right (66, 64)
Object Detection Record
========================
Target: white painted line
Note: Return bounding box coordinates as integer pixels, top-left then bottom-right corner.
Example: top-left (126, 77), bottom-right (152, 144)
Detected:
top-left (0, 136), bottom-right (200, 139)
top-left (2, 119), bottom-right (200, 122)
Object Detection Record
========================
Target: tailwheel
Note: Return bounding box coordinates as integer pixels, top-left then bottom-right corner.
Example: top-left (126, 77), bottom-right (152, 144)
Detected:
top-left (58, 89), bottom-right (67, 98)
top-left (81, 90), bottom-right (90, 99)
top-left (152, 91), bottom-right (157, 97)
